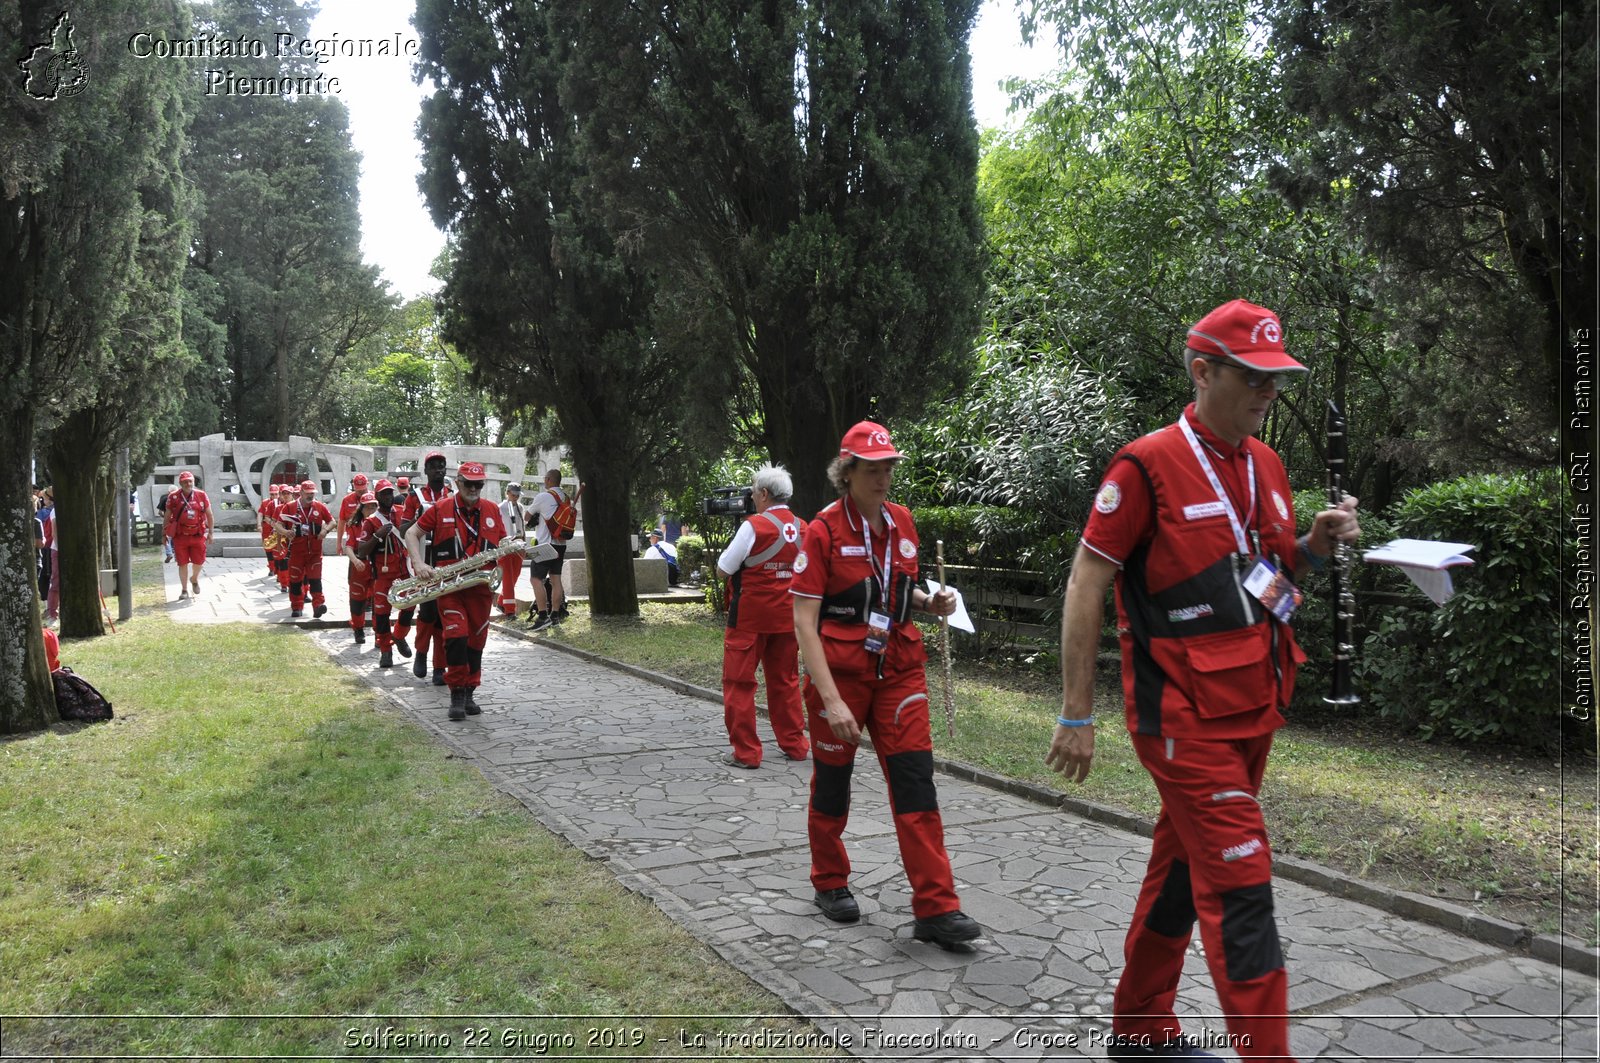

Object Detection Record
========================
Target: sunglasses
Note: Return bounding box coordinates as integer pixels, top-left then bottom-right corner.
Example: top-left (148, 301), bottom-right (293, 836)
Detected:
top-left (1202, 357), bottom-right (1300, 391)
top-left (459, 479), bottom-right (485, 490)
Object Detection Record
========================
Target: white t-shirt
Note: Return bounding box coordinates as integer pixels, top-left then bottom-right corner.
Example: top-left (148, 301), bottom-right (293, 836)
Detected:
top-left (529, 486), bottom-right (567, 546)
top-left (716, 522), bottom-right (758, 575)
top-left (499, 497), bottom-right (527, 539)
top-left (647, 538), bottom-right (678, 564)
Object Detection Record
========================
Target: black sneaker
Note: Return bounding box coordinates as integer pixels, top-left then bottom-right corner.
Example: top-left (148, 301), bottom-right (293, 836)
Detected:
top-left (530, 611), bottom-right (554, 632)
top-left (313, 603), bottom-right (328, 619)
top-left (393, 637), bottom-right (412, 659)
top-left (354, 627), bottom-right (366, 645)
top-left (464, 690), bottom-right (482, 715)
top-left (290, 609), bottom-right (303, 619)
top-left (1104, 1034), bottom-right (1221, 1060)
top-left (912, 910), bottom-right (982, 948)
top-left (432, 668), bottom-right (446, 687)
top-left (379, 650), bottom-right (394, 668)
top-left (554, 605), bottom-right (569, 623)
top-left (448, 687), bottom-right (468, 721)
top-left (413, 654), bottom-right (428, 679)
top-left (813, 888), bottom-right (860, 924)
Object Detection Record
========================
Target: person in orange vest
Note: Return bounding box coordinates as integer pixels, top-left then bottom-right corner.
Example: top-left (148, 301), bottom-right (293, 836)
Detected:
top-left (714, 464), bottom-right (808, 768)
top-left (404, 461), bottom-right (504, 720)
top-left (163, 470), bottom-right (214, 600)
top-left (1048, 300), bottom-right (1361, 1061)
top-left (790, 421), bottom-right (980, 950)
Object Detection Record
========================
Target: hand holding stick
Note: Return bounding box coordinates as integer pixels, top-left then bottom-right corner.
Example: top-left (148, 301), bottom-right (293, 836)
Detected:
top-left (936, 539), bottom-right (955, 739)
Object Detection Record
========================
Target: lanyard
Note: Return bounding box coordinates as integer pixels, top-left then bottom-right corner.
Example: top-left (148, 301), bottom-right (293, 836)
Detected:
top-left (854, 499), bottom-right (896, 608)
top-left (1178, 413), bottom-right (1256, 556)
top-left (456, 499), bottom-right (481, 553)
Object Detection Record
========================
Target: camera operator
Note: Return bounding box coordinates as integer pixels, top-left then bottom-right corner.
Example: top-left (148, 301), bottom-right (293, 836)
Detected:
top-left (713, 465), bottom-right (810, 768)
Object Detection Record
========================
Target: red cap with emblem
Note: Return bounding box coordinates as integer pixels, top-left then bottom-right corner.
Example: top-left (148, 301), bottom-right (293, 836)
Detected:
top-left (458, 461), bottom-right (487, 481)
top-left (1185, 299), bottom-right (1307, 373)
top-left (360, 492), bottom-right (377, 505)
top-left (839, 421), bottom-right (904, 462)
top-left (373, 478), bottom-right (394, 494)
top-left (299, 480), bottom-right (316, 492)
top-left (177, 470), bottom-right (195, 483)
top-left (396, 476), bottom-right (411, 489)
top-left (351, 473), bottom-right (369, 486)
top-left (268, 483), bottom-right (282, 494)
top-left (422, 449), bottom-right (446, 464)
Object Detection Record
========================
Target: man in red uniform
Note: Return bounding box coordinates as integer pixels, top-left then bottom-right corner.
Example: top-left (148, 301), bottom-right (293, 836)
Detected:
top-left (355, 479), bottom-right (413, 668)
top-left (714, 464), bottom-right (808, 767)
top-left (791, 422), bottom-right (980, 949)
top-left (398, 452), bottom-right (452, 684)
top-left (274, 480), bottom-right (334, 619)
top-left (339, 474), bottom-right (372, 643)
top-left (163, 470), bottom-right (213, 600)
top-left (1047, 300), bottom-right (1361, 1062)
top-left (259, 483), bottom-right (283, 579)
top-left (405, 461), bottom-right (503, 720)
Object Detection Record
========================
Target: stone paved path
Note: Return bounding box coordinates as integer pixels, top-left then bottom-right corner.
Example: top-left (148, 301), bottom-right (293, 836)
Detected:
top-left (165, 558), bottom-right (1599, 1061)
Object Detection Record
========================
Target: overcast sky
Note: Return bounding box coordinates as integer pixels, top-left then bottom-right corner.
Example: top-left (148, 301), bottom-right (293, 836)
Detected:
top-left (305, 0), bottom-right (1060, 301)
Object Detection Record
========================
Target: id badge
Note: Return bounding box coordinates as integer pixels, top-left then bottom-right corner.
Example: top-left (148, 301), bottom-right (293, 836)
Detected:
top-left (864, 610), bottom-right (892, 655)
top-left (1242, 558), bottom-right (1302, 622)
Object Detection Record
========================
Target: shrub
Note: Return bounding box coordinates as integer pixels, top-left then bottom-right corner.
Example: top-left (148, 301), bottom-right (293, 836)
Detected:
top-left (674, 533), bottom-right (707, 579)
top-left (1354, 471), bottom-right (1563, 753)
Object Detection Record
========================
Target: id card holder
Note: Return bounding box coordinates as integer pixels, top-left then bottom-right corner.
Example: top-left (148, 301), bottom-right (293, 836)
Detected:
top-left (864, 610), bottom-right (892, 655)
top-left (1242, 558), bottom-right (1302, 622)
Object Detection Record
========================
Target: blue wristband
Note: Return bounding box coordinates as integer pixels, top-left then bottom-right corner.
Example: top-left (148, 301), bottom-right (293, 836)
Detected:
top-left (1057, 715), bottom-right (1094, 728)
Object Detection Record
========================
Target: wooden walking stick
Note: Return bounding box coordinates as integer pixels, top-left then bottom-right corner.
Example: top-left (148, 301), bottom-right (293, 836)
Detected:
top-left (936, 539), bottom-right (955, 738)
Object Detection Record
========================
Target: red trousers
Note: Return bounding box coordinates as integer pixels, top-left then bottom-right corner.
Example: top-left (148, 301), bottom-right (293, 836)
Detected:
top-left (497, 552), bottom-right (523, 615)
top-left (370, 565), bottom-right (413, 652)
top-left (438, 583), bottom-right (493, 689)
top-left (1115, 732), bottom-right (1293, 1060)
top-left (348, 559), bottom-right (372, 630)
top-left (804, 666), bottom-right (959, 920)
top-left (723, 629), bottom-right (808, 765)
top-left (286, 538), bottom-right (325, 610)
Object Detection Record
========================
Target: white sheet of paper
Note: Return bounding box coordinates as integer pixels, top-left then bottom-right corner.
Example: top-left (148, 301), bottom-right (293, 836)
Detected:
top-left (526, 542), bottom-right (559, 563)
top-left (925, 579), bottom-right (975, 633)
top-left (1362, 538), bottom-right (1476, 606)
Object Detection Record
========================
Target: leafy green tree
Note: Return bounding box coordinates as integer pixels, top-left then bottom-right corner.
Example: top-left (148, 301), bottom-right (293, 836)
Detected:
top-left (561, 0), bottom-right (987, 516)
top-left (185, 0), bottom-right (394, 441)
top-left (0, 0), bottom-right (194, 732)
top-left (415, 0), bottom-right (736, 614)
top-left (1271, 0), bottom-right (1597, 469)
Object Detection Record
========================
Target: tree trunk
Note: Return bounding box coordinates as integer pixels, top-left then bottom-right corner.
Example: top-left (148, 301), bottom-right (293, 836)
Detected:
top-left (49, 412), bottom-right (107, 638)
top-left (569, 447), bottom-right (638, 617)
top-left (0, 406), bottom-right (58, 734)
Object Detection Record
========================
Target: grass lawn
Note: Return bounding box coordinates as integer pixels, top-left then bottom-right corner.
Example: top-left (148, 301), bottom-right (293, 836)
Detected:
top-left (0, 549), bottom-right (826, 1057)
top-left (518, 600), bottom-right (1598, 944)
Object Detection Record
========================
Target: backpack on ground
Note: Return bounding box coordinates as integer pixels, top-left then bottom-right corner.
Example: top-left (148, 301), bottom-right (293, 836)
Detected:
top-left (545, 490), bottom-right (578, 541)
top-left (53, 667), bottom-right (114, 723)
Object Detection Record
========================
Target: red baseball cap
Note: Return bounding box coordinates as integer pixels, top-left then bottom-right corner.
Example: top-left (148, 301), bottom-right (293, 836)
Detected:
top-left (1185, 299), bottom-right (1306, 373)
top-left (396, 476), bottom-right (411, 489)
top-left (422, 449), bottom-right (447, 464)
top-left (177, 470), bottom-right (195, 483)
top-left (268, 483), bottom-right (282, 494)
top-left (458, 461), bottom-right (487, 481)
top-left (373, 478), bottom-right (395, 494)
top-left (839, 421), bottom-right (904, 462)
top-left (299, 480), bottom-right (316, 492)
top-left (351, 473), bottom-right (369, 486)
top-left (359, 492), bottom-right (377, 505)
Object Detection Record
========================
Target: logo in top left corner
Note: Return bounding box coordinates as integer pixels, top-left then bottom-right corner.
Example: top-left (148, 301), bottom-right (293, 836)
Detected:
top-left (19, 11), bottom-right (88, 101)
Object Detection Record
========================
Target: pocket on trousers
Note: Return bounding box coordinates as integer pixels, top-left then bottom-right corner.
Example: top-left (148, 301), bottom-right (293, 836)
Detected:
top-left (1182, 628), bottom-right (1272, 718)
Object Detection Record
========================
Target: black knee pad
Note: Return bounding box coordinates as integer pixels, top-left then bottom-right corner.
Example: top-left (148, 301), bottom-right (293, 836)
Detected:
top-left (884, 749), bottom-right (939, 814)
top-left (375, 615), bottom-right (391, 636)
top-left (1144, 859), bottom-right (1197, 938)
top-left (468, 648), bottom-right (483, 674)
top-left (811, 760), bottom-right (854, 819)
top-left (419, 600), bottom-right (439, 625)
top-left (309, 579), bottom-right (323, 596)
top-left (1221, 882), bottom-right (1284, 982)
top-left (399, 607), bottom-right (415, 625)
top-left (445, 637), bottom-right (468, 667)
top-left (290, 581), bottom-right (303, 596)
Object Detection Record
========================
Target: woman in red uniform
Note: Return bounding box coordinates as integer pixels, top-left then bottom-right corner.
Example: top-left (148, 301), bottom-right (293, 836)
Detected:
top-left (790, 421), bottom-right (982, 949)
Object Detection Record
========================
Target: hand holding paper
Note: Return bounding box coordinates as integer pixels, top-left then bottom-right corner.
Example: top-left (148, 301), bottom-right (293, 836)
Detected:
top-left (924, 579), bottom-right (975, 633)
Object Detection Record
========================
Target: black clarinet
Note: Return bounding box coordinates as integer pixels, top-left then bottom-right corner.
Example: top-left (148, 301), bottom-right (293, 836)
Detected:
top-left (1324, 401), bottom-right (1361, 705)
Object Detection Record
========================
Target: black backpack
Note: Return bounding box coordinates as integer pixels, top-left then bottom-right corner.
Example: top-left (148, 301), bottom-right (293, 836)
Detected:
top-left (53, 667), bottom-right (113, 723)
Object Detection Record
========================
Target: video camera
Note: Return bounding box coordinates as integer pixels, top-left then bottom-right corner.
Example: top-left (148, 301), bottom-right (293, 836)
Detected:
top-left (701, 486), bottom-right (754, 518)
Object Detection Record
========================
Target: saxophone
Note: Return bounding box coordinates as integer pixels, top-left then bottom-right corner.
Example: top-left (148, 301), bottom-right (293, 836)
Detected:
top-left (387, 539), bottom-right (528, 609)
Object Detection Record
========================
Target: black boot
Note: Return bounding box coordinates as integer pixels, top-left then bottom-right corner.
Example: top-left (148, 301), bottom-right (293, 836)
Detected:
top-left (464, 689), bottom-right (482, 715)
top-left (912, 910), bottom-right (982, 949)
top-left (412, 654), bottom-right (428, 679)
top-left (448, 687), bottom-right (468, 721)
top-left (432, 667), bottom-right (446, 686)
top-left (354, 627), bottom-right (366, 645)
top-left (393, 636), bottom-right (412, 658)
top-left (313, 603), bottom-right (328, 619)
top-left (379, 650), bottom-right (394, 668)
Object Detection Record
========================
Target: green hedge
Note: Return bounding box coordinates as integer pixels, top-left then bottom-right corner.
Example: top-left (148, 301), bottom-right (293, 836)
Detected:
top-left (1354, 471), bottom-right (1563, 753)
